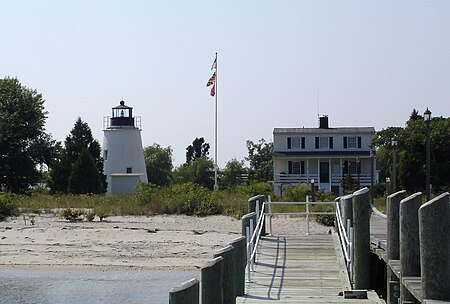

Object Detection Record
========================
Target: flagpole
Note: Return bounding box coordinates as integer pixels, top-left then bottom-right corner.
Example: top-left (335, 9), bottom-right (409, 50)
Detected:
top-left (214, 52), bottom-right (219, 191)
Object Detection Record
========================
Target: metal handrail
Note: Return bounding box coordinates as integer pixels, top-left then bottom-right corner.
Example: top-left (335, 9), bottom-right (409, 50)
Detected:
top-left (370, 203), bottom-right (387, 219)
top-left (266, 196), bottom-right (335, 235)
top-left (245, 200), bottom-right (266, 282)
top-left (335, 200), bottom-right (353, 281)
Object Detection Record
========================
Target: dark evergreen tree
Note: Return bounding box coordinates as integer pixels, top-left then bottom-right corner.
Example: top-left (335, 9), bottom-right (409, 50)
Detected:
top-left (68, 149), bottom-right (102, 194)
top-left (49, 117), bottom-right (106, 193)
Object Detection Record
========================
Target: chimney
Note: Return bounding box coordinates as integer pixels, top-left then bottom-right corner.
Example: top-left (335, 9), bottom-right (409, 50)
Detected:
top-left (319, 115), bottom-right (329, 129)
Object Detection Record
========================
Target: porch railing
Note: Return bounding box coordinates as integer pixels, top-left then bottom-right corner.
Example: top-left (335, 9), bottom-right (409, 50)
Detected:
top-left (275, 173), bottom-right (373, 185)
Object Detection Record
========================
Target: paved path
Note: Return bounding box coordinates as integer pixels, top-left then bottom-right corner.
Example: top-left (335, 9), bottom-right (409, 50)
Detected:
top-left (236, 234), bottom-right (381, 303)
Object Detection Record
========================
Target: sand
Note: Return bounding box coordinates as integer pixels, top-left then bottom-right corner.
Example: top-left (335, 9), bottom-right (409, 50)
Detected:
top-left (0, 213), bottom-right (330, 271)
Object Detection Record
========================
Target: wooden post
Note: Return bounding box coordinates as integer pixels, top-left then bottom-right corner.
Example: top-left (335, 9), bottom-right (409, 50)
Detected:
top-left (241, 212), bottom-right (256, 237)
top-left (201, 257), bottom-right (224, 304)
top-left (352, 187), bottom-right (371, 289)
top-left (230, 236), bottom-right (247, 296)
top-left (419, 192), bottom-right (450, 301)
top-left (399, 192), bottom-right (422, 303)
top-left (386, 190), bottom-right (406, 304)
top-left (214, 245), bottom-right (236, 304)
top-left (169, 278), bottom-right (199, 304)
top-left (341, 194), bottom-right (353, 231)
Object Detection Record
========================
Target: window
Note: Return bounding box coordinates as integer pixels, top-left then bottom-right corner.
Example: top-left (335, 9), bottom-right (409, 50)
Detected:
top-left (344, 136), bottom-right (362, 149)
top-left (126, 167), bottom-right (132, 173)
top-left (287, 137), bottom-right (304, 149)
top-left (288, 161), bottom-right (305, 174)
top-left (316, 137), bottom-right (331, 149)
top-left (103, 150), bottom-right (108, 160)
top-left (343, 161), bottom-right (359, 174)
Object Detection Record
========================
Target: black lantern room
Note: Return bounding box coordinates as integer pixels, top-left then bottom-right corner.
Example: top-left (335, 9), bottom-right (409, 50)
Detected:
top-left (110, 100), bottom-right (134, 127)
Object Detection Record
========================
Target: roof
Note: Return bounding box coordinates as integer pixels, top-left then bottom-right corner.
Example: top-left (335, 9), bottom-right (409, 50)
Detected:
top-left (273, 127), bottom-right (375, 134)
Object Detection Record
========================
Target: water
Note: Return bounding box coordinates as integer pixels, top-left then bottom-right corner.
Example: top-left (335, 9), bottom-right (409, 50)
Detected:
top-left (0, 269), bottom-right (199, 304)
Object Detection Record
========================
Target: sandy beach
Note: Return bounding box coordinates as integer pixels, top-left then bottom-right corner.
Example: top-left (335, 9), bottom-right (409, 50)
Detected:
top-left (0, 213), bottom-right (330, 271)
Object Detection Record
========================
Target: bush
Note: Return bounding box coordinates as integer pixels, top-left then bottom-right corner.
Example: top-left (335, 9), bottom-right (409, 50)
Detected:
top-left (235, 182), bottom-right (273, 197)
top-left (0, 192), bottom-right (16, 221)
top-left (283, 183), bottom-right (310, 201)
top-left (85, 212), bottom-right (95, 222)
top-left (61, 208), bottom-right (84, 222)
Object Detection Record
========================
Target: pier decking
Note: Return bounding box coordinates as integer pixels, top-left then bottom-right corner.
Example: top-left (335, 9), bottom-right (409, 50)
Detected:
top-left (236, 233), bottom-right (381, 303)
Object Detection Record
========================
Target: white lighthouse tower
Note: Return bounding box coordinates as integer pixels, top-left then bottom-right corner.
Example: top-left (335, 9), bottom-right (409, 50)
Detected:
top-left (102, 100), bottom-right (148, 195)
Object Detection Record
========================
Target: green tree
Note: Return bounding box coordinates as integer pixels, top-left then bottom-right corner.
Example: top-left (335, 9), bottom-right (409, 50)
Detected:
top-left (186, 137), bottom-right (210, 164)
top-left (220, 159), bottom-right (248, 189)
top-left (372, 109), bottom-right (450, 194)
top-left (245, 139), bottom-right (273, 182)
top-left (68, 149), bottom-right (102, 194)
top-left (173, 157), bottom-right (214, 189)
top-left (144, 143), bottom-right (173, 186)
top-left (49, 118), bottom-right (106, 193)
top-left (0, 77), bottom-right (56, 193)
top-left (370, 126), bottom-right (402, 182)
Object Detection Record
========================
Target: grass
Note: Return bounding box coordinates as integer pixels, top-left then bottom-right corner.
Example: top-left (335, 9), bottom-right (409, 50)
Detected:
top-left (11, 185), bottom-right (252, 220)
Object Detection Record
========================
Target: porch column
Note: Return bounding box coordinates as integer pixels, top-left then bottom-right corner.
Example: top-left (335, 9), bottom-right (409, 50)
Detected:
top-left (306, 159), bottom-right (309, 182)
top-left (317, 158), bottom-right (320, 186)
top-left (329, 158), bottom-right (332, 191)
top-left (340, 158), bottom-right (343, 195)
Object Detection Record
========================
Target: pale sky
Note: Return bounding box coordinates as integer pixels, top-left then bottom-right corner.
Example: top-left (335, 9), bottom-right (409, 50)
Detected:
top-left (1, 1), bottom-right (449, 167)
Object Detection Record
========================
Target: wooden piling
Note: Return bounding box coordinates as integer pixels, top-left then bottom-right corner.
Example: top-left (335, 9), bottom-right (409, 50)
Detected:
top-left (169, 278), bottom-right (199, 304)
top-left (419, 192), bottom-right (450, 301)
top-left (214, 245), bottom-right (236, 304)
top-left (230, 236), bottom-right (246, 296)
top-left (341, 194), bottom-right (353, 231)
top-left (201, 257), bottom-right (224, 304)
top-left (399, 192), bottom-right (422, 303)
top-left (352, 187), bottom-right (371, 289)
top-left (241, 212), bottom-right (256, 237)
top-left (386, 190), bottom-right (406, 304)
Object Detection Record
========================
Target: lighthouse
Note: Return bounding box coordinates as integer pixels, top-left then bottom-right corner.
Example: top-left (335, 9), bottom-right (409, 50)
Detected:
top-left (102, 100), bottom-right (148, 195)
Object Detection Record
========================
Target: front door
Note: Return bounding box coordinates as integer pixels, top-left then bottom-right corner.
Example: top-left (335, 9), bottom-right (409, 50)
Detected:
top-left (320, 162), bottom-right (329, 183)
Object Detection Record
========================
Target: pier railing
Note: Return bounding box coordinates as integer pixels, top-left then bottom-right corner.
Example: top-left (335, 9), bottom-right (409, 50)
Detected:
top-left (266, 196), bottom-right (335, 235)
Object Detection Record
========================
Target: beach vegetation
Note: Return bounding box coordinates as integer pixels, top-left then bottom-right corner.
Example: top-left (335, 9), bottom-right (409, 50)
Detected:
top-left (61, 208), bottom-right (84, 222)
top-left (0, 192), bottom-right (17, 220)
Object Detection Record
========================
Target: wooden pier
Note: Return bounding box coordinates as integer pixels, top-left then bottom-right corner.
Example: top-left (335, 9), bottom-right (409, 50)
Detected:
top-left (236, 234), bottom-right (381, 303)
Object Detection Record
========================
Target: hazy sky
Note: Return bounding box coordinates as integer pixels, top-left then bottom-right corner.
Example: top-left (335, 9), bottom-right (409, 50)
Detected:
top-left (2, 1), bottom-right (449, 166)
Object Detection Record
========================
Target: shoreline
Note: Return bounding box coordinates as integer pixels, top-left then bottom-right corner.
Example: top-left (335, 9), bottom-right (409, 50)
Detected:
top-left (0, 214), bottom-right (330, 272)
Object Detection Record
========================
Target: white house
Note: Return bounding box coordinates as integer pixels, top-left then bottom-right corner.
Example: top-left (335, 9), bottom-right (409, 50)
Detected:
top-left (273, 116), bottom-right (377, 196)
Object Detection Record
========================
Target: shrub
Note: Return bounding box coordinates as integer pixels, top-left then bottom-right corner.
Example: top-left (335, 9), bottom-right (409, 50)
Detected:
top-left (96, 210), bottom-right (109, 222)
top-left (235, 182), bottom-right (273, 197)
top-left (0, 192), bottom-right (16, 221)
top-left (61, 208), bottom-right (84, 222)
top-left (283, 183), bottom-right (310, 202)
top-left (85, 212), bottom-right (95, 222)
